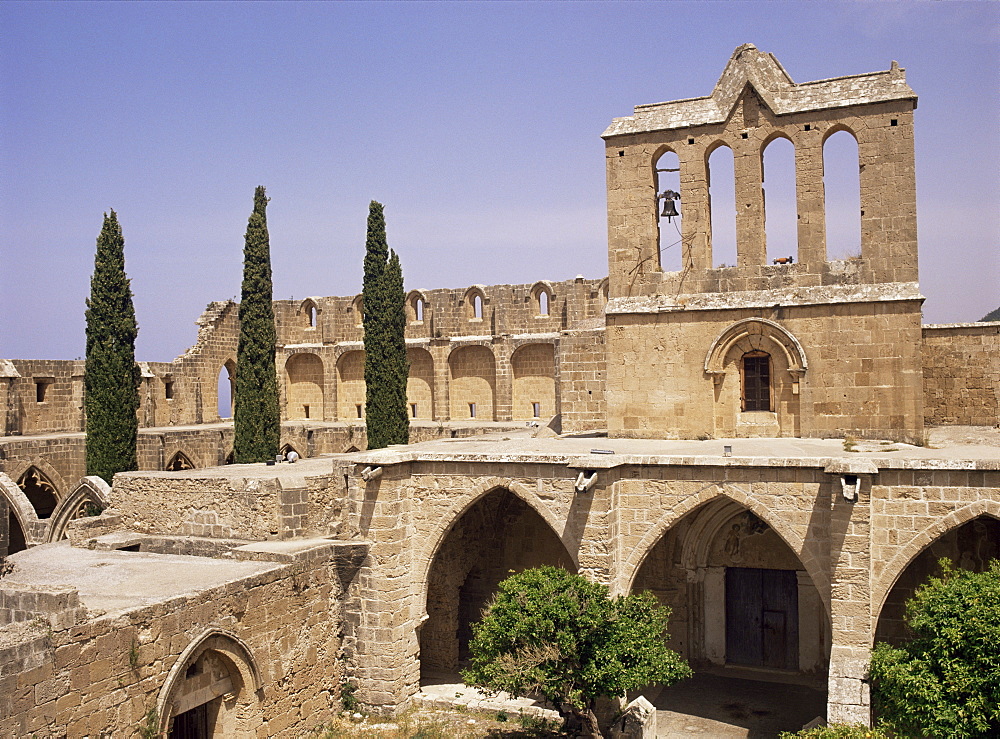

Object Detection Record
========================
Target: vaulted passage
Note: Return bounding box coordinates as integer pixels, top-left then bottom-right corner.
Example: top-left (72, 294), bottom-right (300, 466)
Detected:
top-left (420, 488), bottom-right (571, 673)
top-left (633, 497), bottom-right (828, 682)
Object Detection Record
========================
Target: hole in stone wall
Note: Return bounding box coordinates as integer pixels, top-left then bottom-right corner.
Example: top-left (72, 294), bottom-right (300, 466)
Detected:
top-left (469, 402), bottom-right (476, 418)
top-left (532, 402), bottom-right (541, 418)
top-left (411, 403), bottom-right (418, 418)
top-left (355, 404), bottom-right (363, 419)
top-left (164, 380), bottom-right (174, 400)
top-left (890, 119), bottom-right (898, 127)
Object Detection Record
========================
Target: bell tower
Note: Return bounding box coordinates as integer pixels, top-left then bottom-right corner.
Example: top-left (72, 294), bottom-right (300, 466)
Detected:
top-left (602, 44), bottom-right (924, 442)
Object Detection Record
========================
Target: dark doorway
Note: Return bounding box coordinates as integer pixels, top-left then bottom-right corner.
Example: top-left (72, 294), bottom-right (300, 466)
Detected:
top-left (726, 567), bottom-right (798, 669)
top-left (170, 701), bottom-right (209, 738)
top-left (6, 512), bottom-right (26, 557)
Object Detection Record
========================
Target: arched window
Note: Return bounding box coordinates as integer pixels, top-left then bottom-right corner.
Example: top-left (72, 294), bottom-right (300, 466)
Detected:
top-left (708, 144), bottom-right (737, 269)
top-left (762, 137), bottom-right (798, 264)
top-left (352, 296), bottom-right (365, 327)
top-left (539, 291), bottom-right (549, 316)
top-left (654, 149), bottom-right (683, 272)
top-left (823, 129), bottom-right (861, 260)
top-left (217, 361), bottom-right (235, 419)
top-left (742, 351), bottom-right (771, 412)
top-left (17, 467), bottom-right (58, 519)
top-left (304, 301), bottom-right (317, 328)
top-left (465, 289), bottom-right (486, 321)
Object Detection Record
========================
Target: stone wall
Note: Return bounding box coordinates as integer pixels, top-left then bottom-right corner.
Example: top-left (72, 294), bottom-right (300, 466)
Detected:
top-left (922, 322), bottom-right (1000, 426)
top-left (0, 545), bottom-right (346, 737)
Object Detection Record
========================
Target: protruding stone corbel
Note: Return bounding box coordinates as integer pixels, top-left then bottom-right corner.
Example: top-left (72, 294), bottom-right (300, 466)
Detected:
top-left (360, 465), bottom-right (382, 482)
top-left (574, 470), bottom-right (598, 493)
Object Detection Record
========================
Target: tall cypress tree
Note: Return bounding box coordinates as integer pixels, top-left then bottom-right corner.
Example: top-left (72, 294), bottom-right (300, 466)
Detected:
top-left (233, 186), bottom-right (280, 463)
top-left (85, 210), bottom-right (140, 483)
top-left (363, 201), bottom-right (409, 449)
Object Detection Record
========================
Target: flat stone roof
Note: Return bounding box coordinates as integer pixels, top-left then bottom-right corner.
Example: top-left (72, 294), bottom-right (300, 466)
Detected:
top-left (5, 542), bottom-right (283, 617)
top-left (355, 425), bottom-right (1000, 471)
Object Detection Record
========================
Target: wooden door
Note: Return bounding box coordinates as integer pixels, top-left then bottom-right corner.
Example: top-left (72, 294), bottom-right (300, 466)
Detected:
top-left (726, 567), bottom-right (799, 669)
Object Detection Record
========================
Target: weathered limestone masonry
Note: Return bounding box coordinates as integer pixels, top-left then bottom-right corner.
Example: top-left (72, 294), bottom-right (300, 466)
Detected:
top-left (1, 45), bottom-right (999, 736)
top-left (602, 44), bottom-right (926, 442)
top-left (345, 437), bottom-right (1000, 725)
top-left (0, 535), bottom-right (358, 737)
top-left (922, 322), bottom-right (1000, 426)
top-left (1, 276), bottom-right (609, 501)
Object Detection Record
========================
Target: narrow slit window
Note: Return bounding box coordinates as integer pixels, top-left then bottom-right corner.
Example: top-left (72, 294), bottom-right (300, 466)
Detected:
top-left (532, 402), bottom-right (541, 418)
top-left (356, 404), bottom-right (363, 419)
top-left (35, 381), bottom-right (49, 403)
top-left (539, 291), bottom-right (549, 315)
top-left (411, 403), bottom-right (418, 418)
top-left (303, 404), bottom-right (310, 419)
top-left (473, 295), bottom-right (483, 320)
top-left (164, 380), bottom-right (174, 400)
top-left (469, 402), bottom-right (476, 418)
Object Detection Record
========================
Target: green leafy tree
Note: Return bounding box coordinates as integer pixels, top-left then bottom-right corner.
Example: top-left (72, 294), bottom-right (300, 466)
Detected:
top-left (233, 186), bottom-right (280, 463)
top-left (362, 200), bottom-right (409, 449)
top-left (869, 559), bottom-right (1000, 738)
top-left (979, 306), bottom-right (1000, 322)
top-left (462, 566), bottom-right (692, 737)
top-left (85, 210), bottom-right (140, 483)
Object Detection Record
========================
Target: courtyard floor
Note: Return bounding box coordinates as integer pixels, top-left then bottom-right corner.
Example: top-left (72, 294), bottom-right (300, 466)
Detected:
top-left (417, 669), bottom-right (827, 737)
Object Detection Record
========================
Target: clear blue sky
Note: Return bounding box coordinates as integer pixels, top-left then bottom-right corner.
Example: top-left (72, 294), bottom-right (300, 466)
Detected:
top-left (2, 1), bottom-right (997, 361)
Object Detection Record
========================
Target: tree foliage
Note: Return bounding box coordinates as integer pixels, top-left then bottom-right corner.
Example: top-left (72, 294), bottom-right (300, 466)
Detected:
top-left (362, 201), bottom-right (409, 449)
top-left (980, 306), bottom-right (1000, 322)
top-left (85, 210), bottom-right (140, 483)
top-left (233, 186), bottom-right (280, 463)
top-left (869, 558), bottom-right (1000, 738)
top-left (462, 566), bottom-right (692, 737)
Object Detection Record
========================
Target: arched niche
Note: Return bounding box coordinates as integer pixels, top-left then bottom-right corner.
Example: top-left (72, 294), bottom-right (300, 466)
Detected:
top-left (406, 347), bottom-right (434, 420)
top-left (510, 343), bottom-right (556, 421)
top-left (448, 345), bottom-right (496, 420)
top-left (156, 628), bottom-right (262, 737)
top-left (285, 352), bottom-right (324, 420)
top-left (336, 350), bottom-right (365, 421)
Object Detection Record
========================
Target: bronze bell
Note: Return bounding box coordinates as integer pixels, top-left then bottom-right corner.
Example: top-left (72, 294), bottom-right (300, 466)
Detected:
top-left (660, 197), bottom-right (680, 222)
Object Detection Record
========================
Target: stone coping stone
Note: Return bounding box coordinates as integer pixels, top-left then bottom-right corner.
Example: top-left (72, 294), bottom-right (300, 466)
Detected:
top-left (232, 538), bottom-right (369, 564)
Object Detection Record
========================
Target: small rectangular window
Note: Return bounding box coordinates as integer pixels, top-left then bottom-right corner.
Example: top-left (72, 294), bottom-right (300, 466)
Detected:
top-left (469, 402), bottom-right (476, 418)
top-left (410, 403), bottom-right (418, 418)
top-left (356, 404), bottom-right (363, 419)
top-left (890, 119), bottom-right (898, 126)
top-left (35, 380), bottom-right (51, 403)
top-left (532, 402), bottom-right (541, 418)
top-left (303, 405), bottom-right (310, 419)
top-left (164, 380), bottom-right (174, 400)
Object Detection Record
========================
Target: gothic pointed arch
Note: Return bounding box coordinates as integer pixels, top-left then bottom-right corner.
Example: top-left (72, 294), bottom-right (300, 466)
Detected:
top-left (46, 476), bottom-right (111, 543)
top-left (0, 472), bottom-right (41, 550)
top-left (156, 628), bottom-right (262, 737)
top-left (165, 451), bottom-right (196, 471)
top-left (417, 479), bottom-right (575, 671)
top-left (873, 499), bottom-right (1000, 627)
top-left (15, 464), bottom-right (60, 519)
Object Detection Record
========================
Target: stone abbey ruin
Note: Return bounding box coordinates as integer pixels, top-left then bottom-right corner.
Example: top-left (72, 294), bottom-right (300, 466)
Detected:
top-left (1, 45), bottom-right (998, 736)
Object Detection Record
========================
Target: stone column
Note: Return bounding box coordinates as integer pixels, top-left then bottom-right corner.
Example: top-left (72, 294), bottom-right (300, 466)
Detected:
top-left (734, 139), bottom-right (766, 267)
top-left (794, 136), bottom-right (826, 265)
top-left (826, 475), bottom-right (874, 725)
top-left (680, 145), bottom-right (711, 272)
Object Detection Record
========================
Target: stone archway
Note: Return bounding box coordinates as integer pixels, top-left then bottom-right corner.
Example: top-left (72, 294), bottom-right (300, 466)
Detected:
top-left (157, 629), bottom-right (262, 737)
top-left (874, 514), bottom-right (1000, 646)
top-left (420, 487), bottom-right (573, 674)
top-left (632, 496), bottom-right (829, 677)
top-left (16, 466), bottom-right (59, 519)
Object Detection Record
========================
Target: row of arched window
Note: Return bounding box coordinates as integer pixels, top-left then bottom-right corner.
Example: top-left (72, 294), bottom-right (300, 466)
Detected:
top-left (655, 129), bottom-right (861, 271)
